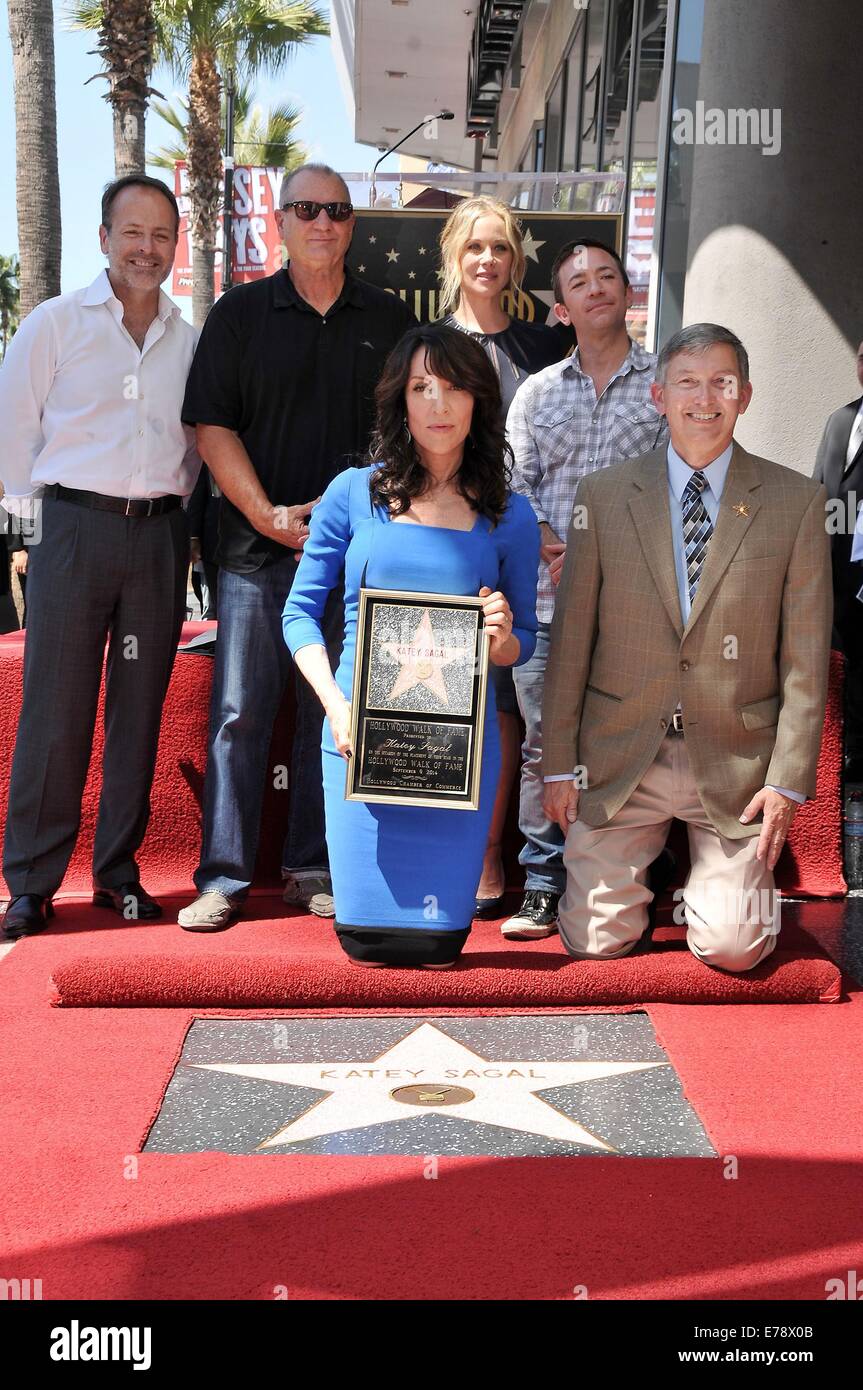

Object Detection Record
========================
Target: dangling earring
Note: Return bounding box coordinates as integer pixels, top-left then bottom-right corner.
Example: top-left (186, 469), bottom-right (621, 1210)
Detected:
top-left (403, 417), bottom-right (412, 442)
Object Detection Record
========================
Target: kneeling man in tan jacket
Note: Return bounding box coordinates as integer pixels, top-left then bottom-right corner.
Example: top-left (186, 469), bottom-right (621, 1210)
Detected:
top-left (542, 323), bottom-right (831, 971)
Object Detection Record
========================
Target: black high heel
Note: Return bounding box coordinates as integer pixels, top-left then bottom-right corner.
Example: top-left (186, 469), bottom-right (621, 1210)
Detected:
top-left (473, 894), bottom-right (505, 919)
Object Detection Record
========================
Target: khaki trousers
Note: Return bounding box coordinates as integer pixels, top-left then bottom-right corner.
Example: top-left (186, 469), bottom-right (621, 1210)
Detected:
top-left (559, 734), bottom-right (779, 973)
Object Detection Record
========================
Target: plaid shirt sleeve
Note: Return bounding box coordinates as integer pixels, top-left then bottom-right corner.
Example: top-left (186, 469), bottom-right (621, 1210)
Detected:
top-left (506, 378), bottom-right (550, 526)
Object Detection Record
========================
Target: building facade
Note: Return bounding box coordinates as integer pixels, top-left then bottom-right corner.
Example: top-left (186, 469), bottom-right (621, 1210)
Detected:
top-left (333, 0), bottom-right (863, 472)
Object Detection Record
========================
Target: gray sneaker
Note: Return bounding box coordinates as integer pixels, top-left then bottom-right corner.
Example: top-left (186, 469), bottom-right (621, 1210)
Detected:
top-left (178, 891), bottom-right (241, 932)
top-left (282, 872), bottom-right (335, 918)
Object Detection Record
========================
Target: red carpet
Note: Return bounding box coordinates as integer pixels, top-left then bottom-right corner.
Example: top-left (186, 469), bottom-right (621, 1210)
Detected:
top-left (46, 904), bottom-right (841, 1007)
top-left (0, 634), bottom-right (856, 1301)
top-left (1, 911), bottom-right (861, 1299)
top-left (0, 622), bottom-right (293, 895)
top-left (0, 635), bottom-right (848, 899)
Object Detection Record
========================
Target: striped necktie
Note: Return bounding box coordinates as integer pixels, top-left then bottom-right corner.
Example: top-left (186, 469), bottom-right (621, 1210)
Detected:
top-left (682, 470), bottom-right (713, 603)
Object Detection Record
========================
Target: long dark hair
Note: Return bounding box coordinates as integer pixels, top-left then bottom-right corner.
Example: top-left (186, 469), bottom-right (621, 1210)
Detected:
top-left (368, 324), bottom-right (512, 525)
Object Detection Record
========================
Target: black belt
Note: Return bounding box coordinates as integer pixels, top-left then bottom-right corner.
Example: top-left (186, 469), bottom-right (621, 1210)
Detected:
top-left (45, 483), bottom-right (182, 517)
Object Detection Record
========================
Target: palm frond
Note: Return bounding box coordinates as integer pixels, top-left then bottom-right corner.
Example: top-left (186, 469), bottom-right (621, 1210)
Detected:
top-left (147, 93), bottom-right (191, 169)
top-left (219, 1), bottom-right (329, 80)
top-left (147, 83), bottom-right (306, 173)
top-left (63, 0), bottom-right (104, 32)
top-left (236, 102), bottom-right (306, 168)
top-left (70, 2), bottom-right (328, 87)
top-left (150, 92), bottom-right (190, 134)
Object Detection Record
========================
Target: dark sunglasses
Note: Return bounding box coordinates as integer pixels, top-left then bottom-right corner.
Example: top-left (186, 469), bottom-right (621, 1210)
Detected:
top-left (280, 199), bottom-right (354, 222)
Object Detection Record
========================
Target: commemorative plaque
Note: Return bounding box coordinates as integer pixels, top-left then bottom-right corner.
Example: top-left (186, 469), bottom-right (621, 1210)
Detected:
top-left (346, 589), bottom-right (489, 810)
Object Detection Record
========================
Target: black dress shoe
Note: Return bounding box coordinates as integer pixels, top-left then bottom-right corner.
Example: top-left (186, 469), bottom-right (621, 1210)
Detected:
top-left (2, 894), bottom-right (54, 940)
top-left (93, 882), bottom-right (163, 920)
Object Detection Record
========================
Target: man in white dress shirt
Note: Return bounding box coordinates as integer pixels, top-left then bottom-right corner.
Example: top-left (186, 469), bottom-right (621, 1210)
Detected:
top-left (0, 175), bottom-right (199, 938)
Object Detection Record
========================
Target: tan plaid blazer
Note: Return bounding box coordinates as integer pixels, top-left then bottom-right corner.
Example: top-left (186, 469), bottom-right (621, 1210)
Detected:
top-left (541, 442), bottom-right (832, 839)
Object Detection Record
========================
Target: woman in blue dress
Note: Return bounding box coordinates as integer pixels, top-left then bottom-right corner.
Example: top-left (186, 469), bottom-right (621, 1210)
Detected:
top-left (438, 195), bottom-right (569, 916)
top-left (283, 325), bottom-right (539, 968)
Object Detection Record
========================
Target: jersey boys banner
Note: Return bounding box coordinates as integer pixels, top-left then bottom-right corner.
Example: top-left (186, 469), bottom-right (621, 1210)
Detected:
top-left (171, 162), bottom-right (284, 297)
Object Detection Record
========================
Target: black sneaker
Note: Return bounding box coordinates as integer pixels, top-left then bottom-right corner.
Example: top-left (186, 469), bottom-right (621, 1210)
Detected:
top-left (501, 889), bottom-right (560, 939)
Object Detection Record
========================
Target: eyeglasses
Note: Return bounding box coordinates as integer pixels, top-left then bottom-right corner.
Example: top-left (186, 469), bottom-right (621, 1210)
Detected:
top-left (279, 200), bottom-right (354, 222)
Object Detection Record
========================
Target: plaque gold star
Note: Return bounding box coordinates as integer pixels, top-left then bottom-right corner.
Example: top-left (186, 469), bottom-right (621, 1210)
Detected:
top-left (379, 607), bottom-right (469, 706)
top-left (193, 1023), bottom-right (667, 1150)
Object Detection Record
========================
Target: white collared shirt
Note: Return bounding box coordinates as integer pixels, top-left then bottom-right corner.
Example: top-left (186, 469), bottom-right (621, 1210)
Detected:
top-left (666, 441), bottom-right (733, 622)
top-left (0, 270), bottom-right (200, 518)
top-left (847, 400), bottom-right (863, 470)
top-left (852, 496), bottom-right (863, 564)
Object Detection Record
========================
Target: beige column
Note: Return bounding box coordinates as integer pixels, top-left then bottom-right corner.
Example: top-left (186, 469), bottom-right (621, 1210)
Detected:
top-left (681, 0), bottom-right (863, 474)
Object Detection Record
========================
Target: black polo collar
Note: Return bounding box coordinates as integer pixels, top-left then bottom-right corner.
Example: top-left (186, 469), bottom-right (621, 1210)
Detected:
top-left (272, 265), bottom-right (365, 313)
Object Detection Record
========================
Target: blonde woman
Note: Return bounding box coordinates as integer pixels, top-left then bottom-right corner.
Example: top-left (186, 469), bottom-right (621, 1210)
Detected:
top-left (438, 197), bottom-right (567, 915)
top-left (439, 195), bottom-right (567, 415)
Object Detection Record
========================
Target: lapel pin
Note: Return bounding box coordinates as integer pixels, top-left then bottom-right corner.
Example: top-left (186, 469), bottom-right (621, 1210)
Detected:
top-left (732, 502), bottom-right (750, 517)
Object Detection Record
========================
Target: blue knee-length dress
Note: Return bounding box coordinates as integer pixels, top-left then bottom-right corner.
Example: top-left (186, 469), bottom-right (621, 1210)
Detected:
top-left (282, 464), bottom-right (539, 940)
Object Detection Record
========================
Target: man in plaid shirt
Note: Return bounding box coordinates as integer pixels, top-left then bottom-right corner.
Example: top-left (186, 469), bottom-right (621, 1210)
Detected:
top-left (504, 238), bottom-right (667, 939)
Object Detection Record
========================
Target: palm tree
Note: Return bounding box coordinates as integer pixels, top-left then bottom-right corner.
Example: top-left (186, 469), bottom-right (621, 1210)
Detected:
top-left (72, 1), bottom-right (328, 325)
top-left (0, 255), bottom-right (21, 358)
top-left (149, 82), bottom-right (307, 172)
top-left (71, 0), bottom-right (159, 177)
top-left (7, 0), bottom-right (62, 317)
top-left (163, 1), bottom-right (328, 326)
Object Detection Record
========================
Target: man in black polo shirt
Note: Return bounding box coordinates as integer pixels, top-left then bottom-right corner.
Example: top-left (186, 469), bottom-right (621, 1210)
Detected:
top-left (179, 163), bottom-right (415, 930)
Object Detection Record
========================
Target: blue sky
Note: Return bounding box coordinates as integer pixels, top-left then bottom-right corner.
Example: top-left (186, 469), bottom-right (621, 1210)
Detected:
top-left (0, 2), bottom-right (385, 305)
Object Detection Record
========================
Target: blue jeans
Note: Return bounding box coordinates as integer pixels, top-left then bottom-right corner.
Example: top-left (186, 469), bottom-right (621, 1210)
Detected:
top-left (194, 555), bottom-right (343, 900)
top-left (512, 621), bottom-right (566, 896)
